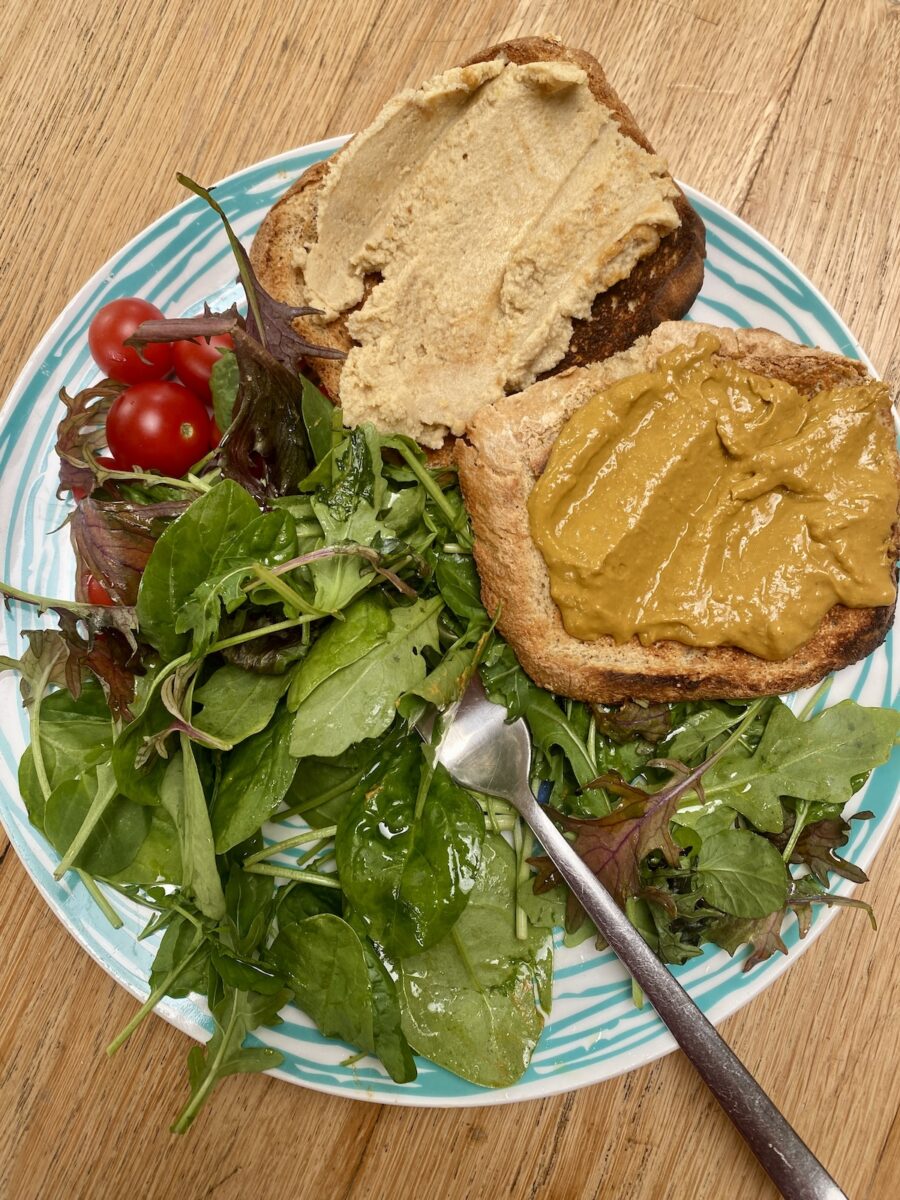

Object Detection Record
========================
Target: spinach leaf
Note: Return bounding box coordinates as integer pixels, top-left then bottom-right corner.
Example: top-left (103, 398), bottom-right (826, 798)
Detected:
top-left (275, 881), bottom-right (341, 924)
top-left (398, 834), bottom-right (552, 1088)
top-left (171, 985), bottom-right (289, 1134)
top-left (138, 481), bottom-right (261, 660)
top-left (268, 913), bottom-right (415, 1083)
top-left (111, 683), bottom-right (171, 806)
top-left (290, 597), bottom-right (442, 759)
top-left (287, 593), bottom-right (391, 711)
top-left (704, 700), bottom-right (900, 833)
top-left (210, 350), bottom-right (239, 432)
top-left (280, 726), bottom-right (405, 827)
top-left (44, 771), bottom-right (151, 878)
top-left (17, 684), bottom-right (112, 830)
top-left (193, 666), bottom-right (291, 744)
top-left (696, 830), bottom-right (788, 918)
top-left (211, 705), bottom-right (297, 852)
top-left (176, 508), bottom-right (297, 654)
top-left (106, 805), bottom-right (182, 885)
top-left (336, 738), bottom-right (485, 957)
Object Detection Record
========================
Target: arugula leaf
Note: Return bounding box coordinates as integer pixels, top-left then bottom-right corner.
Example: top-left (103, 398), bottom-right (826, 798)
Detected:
top-left (336, 738), bottom-right (485, 957)
top-left (268, 913), bottom-right (415, 1083)
top-left (433, 552), bottom-right (488, 625)
top-left (192, 665), bottom-right (291, 744)
top-left (703, 701), bottom-right (900, 833)
top-left (696, 830), bottom-right (788, 917)
top-left (480, 641), bottom-right (597, 789)
top-left (149, 913), bottom-right (211, 999)
top-left (171, 985), bottom-right (288, 1133)
top-left (398, 834), bottom-right (552, 1088)
top-left (290, 597), bottom-right (442, 759)
top-left (211, 705), bottom-right (297, 852)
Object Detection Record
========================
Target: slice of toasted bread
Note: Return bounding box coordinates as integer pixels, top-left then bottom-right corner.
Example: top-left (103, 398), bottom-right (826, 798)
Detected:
top-left (456, 321), bottom-right (899, 702)
top-left (249, 35), bottom-right (705, 412)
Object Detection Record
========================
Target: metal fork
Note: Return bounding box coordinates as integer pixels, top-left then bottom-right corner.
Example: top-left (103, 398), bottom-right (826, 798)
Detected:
top-left (432, 680), bottom-right (846, 1200)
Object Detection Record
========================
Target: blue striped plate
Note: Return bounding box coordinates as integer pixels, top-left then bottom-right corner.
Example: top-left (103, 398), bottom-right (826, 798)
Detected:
top-left (0, 137), bottom-right (896, 1106)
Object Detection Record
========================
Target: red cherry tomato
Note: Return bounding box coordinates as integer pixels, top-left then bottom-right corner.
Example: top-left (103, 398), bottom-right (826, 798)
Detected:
top-left (88, 297), bottom-right (173, 385)
top-left (106, 381), bottom-right (211, 478)
top-left (172, 334), bottom-right (234, 403)
top-left (85, 574), bottom-right (115, 606)
top-left (210, 418), bottom-right (223, 449)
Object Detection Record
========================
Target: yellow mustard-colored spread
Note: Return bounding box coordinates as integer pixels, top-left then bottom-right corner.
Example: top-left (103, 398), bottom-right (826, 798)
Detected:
top-left (528, 334), bottom-right (898, 660)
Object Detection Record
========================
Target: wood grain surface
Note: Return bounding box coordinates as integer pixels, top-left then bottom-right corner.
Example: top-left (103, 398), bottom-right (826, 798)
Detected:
top-left (1, 2), bottom-right (898, 1197)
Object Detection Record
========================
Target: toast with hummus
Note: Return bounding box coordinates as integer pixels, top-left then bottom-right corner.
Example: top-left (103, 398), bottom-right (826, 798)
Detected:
top-left (251, 35), bottom-right (705, 448)
top-left (457, 321), bottom-right (900, 701)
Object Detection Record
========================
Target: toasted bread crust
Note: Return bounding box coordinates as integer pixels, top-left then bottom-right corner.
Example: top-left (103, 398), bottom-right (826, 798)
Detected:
top-left (457, 321), bottom-right (899, 702)
top-left (249, 35), bottom-right (705, 407)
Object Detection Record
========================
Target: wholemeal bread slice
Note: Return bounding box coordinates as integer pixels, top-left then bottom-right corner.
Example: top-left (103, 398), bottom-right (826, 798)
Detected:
top-left (457, 321), bottom-right (900, 701)
top-left (250, 35), bottom-right (705, 416)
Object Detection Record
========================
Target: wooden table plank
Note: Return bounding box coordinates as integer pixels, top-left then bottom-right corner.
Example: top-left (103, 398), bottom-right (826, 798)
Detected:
top-left (1, 2), bottom-right (897, 1198)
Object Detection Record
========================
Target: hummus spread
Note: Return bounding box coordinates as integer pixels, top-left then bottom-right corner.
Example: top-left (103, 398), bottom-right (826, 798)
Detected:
top-left (528, 334), bottom-right (898, 660)
top-left (298, 59), bottom-right (681, 446)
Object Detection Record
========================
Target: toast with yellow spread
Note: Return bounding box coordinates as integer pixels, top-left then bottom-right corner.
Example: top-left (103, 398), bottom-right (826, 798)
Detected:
top-left (457, 321), bottom-right (900, 701)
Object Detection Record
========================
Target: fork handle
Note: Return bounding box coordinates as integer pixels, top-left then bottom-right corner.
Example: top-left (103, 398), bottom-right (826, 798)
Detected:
top-left (515, 785), bottom-right (846, 1200)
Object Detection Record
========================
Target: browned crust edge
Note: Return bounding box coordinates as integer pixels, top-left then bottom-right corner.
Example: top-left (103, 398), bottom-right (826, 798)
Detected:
top-left (457, 321), bottom-right (899, 702)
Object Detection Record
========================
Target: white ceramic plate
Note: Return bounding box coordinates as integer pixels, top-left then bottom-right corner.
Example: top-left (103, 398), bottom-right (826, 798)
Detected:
top-left (0, 136), bottom-right (896, 1105)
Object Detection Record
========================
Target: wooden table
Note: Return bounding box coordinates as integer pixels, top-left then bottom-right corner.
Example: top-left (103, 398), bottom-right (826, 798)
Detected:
top-left (1, 2), bottom-right (898, 1197)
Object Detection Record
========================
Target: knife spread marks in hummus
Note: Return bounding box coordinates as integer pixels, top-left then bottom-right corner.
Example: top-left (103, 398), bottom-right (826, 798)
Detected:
top-left (295, 58), bottom-right (681, 447)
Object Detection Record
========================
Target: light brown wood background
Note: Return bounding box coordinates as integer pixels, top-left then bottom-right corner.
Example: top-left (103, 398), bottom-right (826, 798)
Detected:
top-left (1, 2), bottom-right (898, 1197)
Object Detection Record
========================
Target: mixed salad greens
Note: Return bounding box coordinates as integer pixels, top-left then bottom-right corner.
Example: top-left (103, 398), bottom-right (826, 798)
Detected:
top-left (2, 179), bottom-right (898, 1131)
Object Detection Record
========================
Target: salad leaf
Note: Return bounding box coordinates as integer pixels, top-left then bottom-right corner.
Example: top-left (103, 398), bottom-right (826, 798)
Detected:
top-left (301, 376), bottom-right (335, 465)
top-left (210, 350), bottom-right (239, 433)
top-left (336, 738), bottom-right (485, 957)
top-left (703, 701), bottom-right (900, 833)
top-left (44, 771), bottom-right (151, 878)
top-left (192, 665), bottom-right (291, 744)
top-left (171, 984), bottom-right (288, 1134)
top-left (279, 727), bottom-right (405, 827)
top-left (695, 829), bottom-right (788, 918)
top-left (54, 377), bottom-right (124, 497)
top-left (268, 913), bottom-right (415, 1083)
top-left (161, 741), bottom-right (226, 921)
top-left (211, 705), bottom-right (297, 852)
top-left (770, 809), bottom-right (872, 884)
top-left (287, 593), bottom-right (391, 711)
top-left (290, 596), bottom-right (442, 758)
top-left (70, 498), bottom-right (161, 606)
top-left (398, 834), bottom-right (552, 1088)
top-left (138, 480), bottom-right (262, 660)
top-left (592, 701), bottom-right (673, 745)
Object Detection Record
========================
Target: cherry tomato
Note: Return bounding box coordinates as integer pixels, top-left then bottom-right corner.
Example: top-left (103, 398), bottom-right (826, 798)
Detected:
top-left (85, 574), bottom-right (115, 606)
top-left (106, 381), bottom-right (211, 477)
top-left (172, 334), bottom-right (234, 403)
top-left (88, 297), bottom-right (173, 385)
top-left (209, 418), bottom-right (223, 449)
